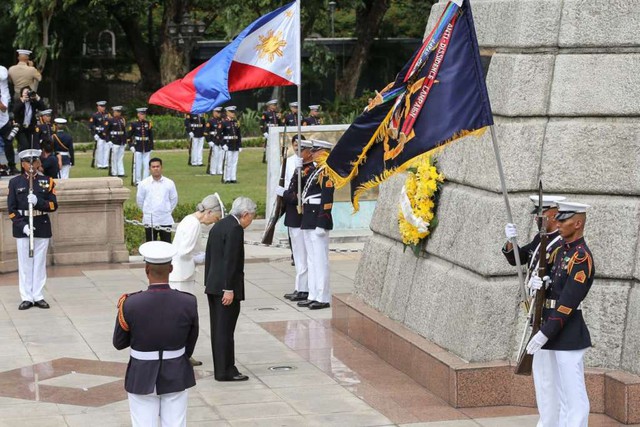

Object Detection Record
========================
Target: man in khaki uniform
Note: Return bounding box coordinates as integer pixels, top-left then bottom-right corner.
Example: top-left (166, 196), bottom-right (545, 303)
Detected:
top-left (8, 50), bottom-right (42, 99)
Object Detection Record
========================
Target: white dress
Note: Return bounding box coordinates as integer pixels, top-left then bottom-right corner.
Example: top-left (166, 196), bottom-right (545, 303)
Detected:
top-left (169, 214), bottom-right (205, 293)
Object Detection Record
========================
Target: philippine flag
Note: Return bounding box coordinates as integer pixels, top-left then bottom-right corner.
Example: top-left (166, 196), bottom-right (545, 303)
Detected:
top-left (150, 1), bottom-right (300, 114)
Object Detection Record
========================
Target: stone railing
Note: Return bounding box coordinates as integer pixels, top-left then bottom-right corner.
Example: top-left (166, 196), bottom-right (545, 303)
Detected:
top-left (0, 177), bottom-right (130, 273)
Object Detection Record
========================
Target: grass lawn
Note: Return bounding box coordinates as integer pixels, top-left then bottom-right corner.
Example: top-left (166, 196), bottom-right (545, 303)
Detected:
top-left (71, 148), bottom-right (268, 217)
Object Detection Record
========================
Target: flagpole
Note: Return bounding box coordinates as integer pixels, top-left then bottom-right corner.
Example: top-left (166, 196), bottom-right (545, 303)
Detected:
top-left (490, 124), bottom-right (529, 312)
top-left (295, 0), bottom-right (303, 213)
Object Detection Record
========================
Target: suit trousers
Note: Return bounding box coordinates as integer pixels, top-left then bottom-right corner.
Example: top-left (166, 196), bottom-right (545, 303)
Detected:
top-left (302, 227), bottom-right (330, 303)
top-left (59, 164), bottom-right (71, 179)
top-left (96, 138), bottom-right (109, 168)
top-left (224, 150), bottom-right (239, 182)
top-left (289, 227), bottom-right (308, 292)
top-left (134, 151), bottom-right (151, 184)
top-left (110, 144), bottom-right (125, 176)
top-left (214, 145), bottom-right (224, 174)
top-left (533, 348), bottom-right (589, 427)
top-left (208, 294), bottom-right (241, 380)
top-left (17, 237), bottom-right (48, 303)
top-left (190, 137), bottom-right (204, 165)
top-left (128, 389), bottom-right (188, 427)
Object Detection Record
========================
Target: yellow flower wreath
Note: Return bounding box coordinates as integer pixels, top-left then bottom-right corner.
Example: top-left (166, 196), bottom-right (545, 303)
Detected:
top-left (398, 154), bottom-right (445, 249)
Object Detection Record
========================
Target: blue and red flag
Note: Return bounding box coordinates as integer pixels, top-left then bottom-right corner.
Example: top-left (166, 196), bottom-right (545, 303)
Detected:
top-left (150, 2), bottom-right (300, 114)
top-left (320, 0), bottom-right (493, 210)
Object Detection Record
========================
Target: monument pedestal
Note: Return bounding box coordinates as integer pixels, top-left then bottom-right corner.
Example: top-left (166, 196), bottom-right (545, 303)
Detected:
top-left (0, 177), bottom-right (130, 272)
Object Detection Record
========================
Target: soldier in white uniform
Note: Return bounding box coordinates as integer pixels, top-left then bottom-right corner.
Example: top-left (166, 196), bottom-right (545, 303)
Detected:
top-left (185, 113), bottom-right (206, 166)
top-left (297, 140), bottom-right (334, 310)
top-left (128, 107), bottom-right (154, 185)
top-left (106, 106), bottom-right (127, 177)
top-left (220, 106), bottom-right (242, 184)
top-left (113, 241), bottom-right (199, 427)
top-left (7, 149), bottom-right (58, 310)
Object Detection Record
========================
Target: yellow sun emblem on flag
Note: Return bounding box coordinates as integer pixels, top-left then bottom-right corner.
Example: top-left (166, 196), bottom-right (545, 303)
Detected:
top-left (256, 30), bottom-right (287, 62)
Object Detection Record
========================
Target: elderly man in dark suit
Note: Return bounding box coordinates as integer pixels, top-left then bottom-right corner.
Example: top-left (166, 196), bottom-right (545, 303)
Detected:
top-left (113, 241), bottom-right (199, 427)
top-left (205, 196), bottom-right (256, 381)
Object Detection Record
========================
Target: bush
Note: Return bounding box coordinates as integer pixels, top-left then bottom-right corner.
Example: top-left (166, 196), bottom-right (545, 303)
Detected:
top-left (149, 115), bottom-right (187, 140)
top-left (239, 108), bottom-right (261, 138)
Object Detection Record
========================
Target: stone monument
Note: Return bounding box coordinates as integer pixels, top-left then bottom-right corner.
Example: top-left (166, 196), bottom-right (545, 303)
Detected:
top-left (333, 0), bottom-right (640, 423)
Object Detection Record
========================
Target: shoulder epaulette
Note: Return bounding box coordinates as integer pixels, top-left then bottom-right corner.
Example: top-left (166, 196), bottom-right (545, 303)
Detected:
top-left (567, 247), bottom-right (592, 276)
top-left (116, 291), bottom-right (142, 331)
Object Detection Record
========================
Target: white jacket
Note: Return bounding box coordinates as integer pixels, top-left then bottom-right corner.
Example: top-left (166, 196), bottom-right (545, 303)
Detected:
top-left (169, 214), bottom-right (205, 282)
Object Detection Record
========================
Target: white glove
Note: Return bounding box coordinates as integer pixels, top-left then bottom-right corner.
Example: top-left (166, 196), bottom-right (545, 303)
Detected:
top-left (275, 186), bottom-right (285, 197)
top-left (239, 148), bottom-right (243, 153)
top-left (93, 134), bottom-right (100, 142)
top-left (22, 225), bottom-right (30, 236)
top-left (27, 194), bottom-right (37, 206)
top-left (188, 132), bottom-right (194, 139)
top-left (505, 223), bottom-right (517, 239)
top-left (130, 146), bottom-right (136, 153)
top-left (222, 145), bottom-right (228, 151)
top-left (263, 132), bottom-right (269, 138)
top-left (526, 331), bottom-right (549, 354)
top-left (294, 156), bottom-right (303, 169)
top-left (208, 142), bottom-right (214, 148)
top-left (193, 252), bottom-right (206, 264)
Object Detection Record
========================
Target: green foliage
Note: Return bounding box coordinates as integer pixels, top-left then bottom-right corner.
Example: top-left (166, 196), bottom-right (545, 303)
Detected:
top-left (123, 204), bottom-right (145, 254)
top-left (303, 42), bottom-right (336, 82)
top-left (149, 115), bottom-right (186, 140)
top-left (238, 109), bottom-right (261, 138)
top-left (322, 91), bottom-right (375, 124)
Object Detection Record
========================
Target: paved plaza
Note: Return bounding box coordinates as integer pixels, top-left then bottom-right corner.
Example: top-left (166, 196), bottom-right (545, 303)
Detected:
top-left (0, 229), bottom-right (632, 426)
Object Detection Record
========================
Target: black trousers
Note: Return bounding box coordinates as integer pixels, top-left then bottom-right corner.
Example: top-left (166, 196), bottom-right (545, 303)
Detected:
top-left (207, 294), bottom-right (240, 380)
top-left (144, 226), bottom-right (172, 243)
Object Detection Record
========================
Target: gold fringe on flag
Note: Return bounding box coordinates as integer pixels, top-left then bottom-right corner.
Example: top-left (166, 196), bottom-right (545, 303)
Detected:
top-left (350, 126), bottom-right (488, 212)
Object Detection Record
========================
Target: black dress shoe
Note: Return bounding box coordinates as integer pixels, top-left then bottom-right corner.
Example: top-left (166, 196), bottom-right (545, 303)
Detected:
top-left (290, 292), bottom-right (309, 302)
top-left (283, 290), bottom-right (298, 300)
top-left (18, 301), bottom-right (33, 310)
top-left (308, 301), bottom-right (330, 310)
top-left (297, 299), bottom-right (315, 307)
top-left (216, 373), bottom-right (249, 382)
top-left (34, 300), bottom-right (50, 309)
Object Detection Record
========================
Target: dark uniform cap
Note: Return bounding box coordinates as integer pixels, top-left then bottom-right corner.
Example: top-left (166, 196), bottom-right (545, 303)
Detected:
top-left (555, 201), bottom-right (590, 221)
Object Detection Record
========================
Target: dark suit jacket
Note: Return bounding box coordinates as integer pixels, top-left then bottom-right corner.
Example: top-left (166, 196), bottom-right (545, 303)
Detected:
top-left (204, 215), bottom-right (245, 300)
top-left (112, 284), bottom-right (199, 395)
top-left (13, 98), bottom-right (47, 130)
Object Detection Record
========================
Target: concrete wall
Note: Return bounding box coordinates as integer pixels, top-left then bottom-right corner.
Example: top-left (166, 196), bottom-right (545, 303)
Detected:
top-left (354, 0), bottom-right (640, 374)
top-left (0, 177), bottom-right (130, 272)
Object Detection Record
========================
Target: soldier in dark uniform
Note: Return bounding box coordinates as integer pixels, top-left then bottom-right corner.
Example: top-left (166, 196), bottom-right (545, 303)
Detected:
top-left (276, 137), bottom-right (315, 302)
top-left (220, 106), bottom-right (241, 184)
top-left (89, 100), bottom-right (110, 169)
top-left (51, 118), bottom-right (74, 179)
top-left (298, 139), bottom-right (334, 310)
top-left (35, 109), bottom-right (54, 148)
top-left (205, 107), bottom-right (224, 175)
top-left (113, 241), bottom-right (199, 427)
top-left (283, 102), bottom-right (299, 127)
top-left (7, 149), bottom-right (58, 310)
top-left (184, 113), bottom-right (206, 166)
top-left (106, 106), bottom-right (127, 177)
top-left (39, 142), bottom-right (59, 179)
top-left (260, 99), bottom-right (280, 163)
top-left (503, 195), bottom-right (566, 285)
top-left (302, 105), bottom-right (322, 126)
top-left (525, 201), bottom-right (594, 427)
top-left (128, 107), bottom-right (154, 185)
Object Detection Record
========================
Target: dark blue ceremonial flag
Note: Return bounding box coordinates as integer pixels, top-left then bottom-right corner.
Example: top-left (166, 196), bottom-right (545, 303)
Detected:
top-left (322, 0), bottom-right (493, 210)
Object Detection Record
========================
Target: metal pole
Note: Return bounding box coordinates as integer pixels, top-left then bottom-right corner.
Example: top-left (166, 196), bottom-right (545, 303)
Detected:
top-left (489, 125), bottom-right (529, 312)
top-left (296, 84), bottom-right (302, 212)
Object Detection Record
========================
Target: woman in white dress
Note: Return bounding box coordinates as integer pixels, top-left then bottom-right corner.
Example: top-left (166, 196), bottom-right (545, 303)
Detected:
top-left (170, 193), bottom-right (224, 292)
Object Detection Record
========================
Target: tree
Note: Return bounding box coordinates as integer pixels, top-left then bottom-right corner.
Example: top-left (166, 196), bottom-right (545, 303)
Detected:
top-left (335, 0), bottom-right (391, 99)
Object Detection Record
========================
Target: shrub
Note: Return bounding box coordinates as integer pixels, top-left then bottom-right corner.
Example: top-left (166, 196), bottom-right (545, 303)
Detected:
top-left (239, 108), bottom-right (261, 138)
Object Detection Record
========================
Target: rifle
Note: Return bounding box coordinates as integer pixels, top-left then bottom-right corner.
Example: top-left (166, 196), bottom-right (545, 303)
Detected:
top-left (206, 140), bottom-right (213, 174)
top-left (91, 138), bottom-right (97, 168)
top-left (187, 134), bottom-right (193, 165)
top-left (220, 146), bottom-right (227, 183)
top-left (261, 126), bottom-right (288, 245)
top-left (515, 181), bottom-right (548, 375)
top-left (27, 158), bottom-right (35, 257)
top-left (107, 142), bottom-right (114, 176)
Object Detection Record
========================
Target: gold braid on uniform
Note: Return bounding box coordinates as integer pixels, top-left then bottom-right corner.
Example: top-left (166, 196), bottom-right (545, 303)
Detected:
top-left (117, 293), bottom-right (130, 332)
top-left (567, 250), bottom-right (593, 276)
